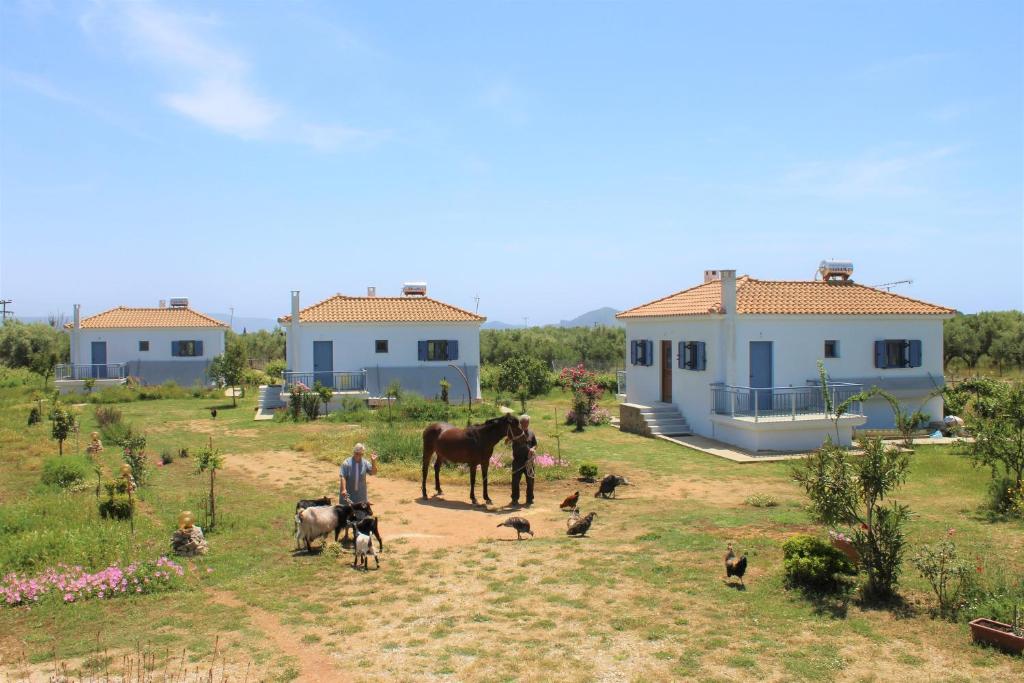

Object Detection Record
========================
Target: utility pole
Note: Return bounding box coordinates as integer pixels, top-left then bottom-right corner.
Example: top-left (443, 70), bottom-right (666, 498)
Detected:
top-left (0, 299), bottom-right (12, 323)
top-left (229, 307), bottom-right (235, 329)
top-left (522, 316), bottom-right (529, 328)
top-left (473, 294), bottom-right (480, 314)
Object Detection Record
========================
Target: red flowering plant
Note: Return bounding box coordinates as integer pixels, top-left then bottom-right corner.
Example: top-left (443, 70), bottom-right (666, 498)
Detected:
top-left (558, 364), bottom-right (603, 432)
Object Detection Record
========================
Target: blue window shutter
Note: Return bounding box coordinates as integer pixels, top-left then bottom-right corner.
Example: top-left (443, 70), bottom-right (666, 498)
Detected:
top-left (195, 340), bottom-right (203, 357)
top-left (418, 341), bottom-right (428, 361)
top-left (678, 341), bottom-right (686, 369)
top-left (697, 342), bottom-right (707, 371)
top-left (645, 340), bottom-right (654, 367)
top-left (448, 340), bottom-right (459, 361)
top-left (630, 341), bottom-right (638, 366)
top-left (908, 339), bottom-right (922, 368)
top-left (874, 341), bottom-right (886, 368)
top-left (171, 341), bottom-right (180, 357)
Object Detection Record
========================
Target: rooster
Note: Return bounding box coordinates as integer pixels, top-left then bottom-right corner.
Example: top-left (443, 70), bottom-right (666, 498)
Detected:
top-left (210, 407), bottom-right (218, 419)
top-left (497, 516), bottom-right (534, 540)
top-left (724, 545), bottom-right (748, 585)
top-left (560, 491), bottom-right (580, 510)
top-left (567, 512), bottom-right (596, 537)
top-left (594, 475), bottom-right (630, 499)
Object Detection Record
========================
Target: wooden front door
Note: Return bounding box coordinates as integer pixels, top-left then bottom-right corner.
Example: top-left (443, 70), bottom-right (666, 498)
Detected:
top-left (660, 340), bottom-right (672, 403)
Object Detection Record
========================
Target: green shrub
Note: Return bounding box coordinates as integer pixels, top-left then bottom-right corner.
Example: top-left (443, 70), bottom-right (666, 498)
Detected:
top-left (397, 394), bottom-right (450, 422)
top-left (99, 419), bottom-right (132, 445)
top-left (93, 405), bottom-right (122, 428)
top-left (782, 535), bottom-right (857, 593)
top-left (579, 462), bottom-right (598, 480)
top-left (160, 450), bottom-right (175, 465)
top-left (594, 373), bottom-right (619, 394)
top-left (242, 368), bottom-right (271, 386)
top-left (266, 359), bottom-right (286, 383)
top-left (27, 405), bottom-right (41, 425)
top-left (301, 391), bottom-right (322, 420)
top-left (368, 425), bottom-right (421, 463)
top-left (98, 494), bottom-right (134, 520)
top-left (0, 365), bottom-right (40, 387)
top-left (480, 366), bottom-right (500, 391)
top-left (744, 493), bottom-right (779, 508)
top-left (986, 476), bottom-right (1024, 518)
top-left (497, 355), bottom-right (551, 398)
top-left (41, 455), bottom-right (90, 490)
top-left (912, 536), bottom-right (974, 619)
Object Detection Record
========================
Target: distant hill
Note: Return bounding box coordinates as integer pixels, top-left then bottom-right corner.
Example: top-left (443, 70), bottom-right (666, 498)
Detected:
top-left (481, 320), bottom-right (520, 330)
top-left (559, 307), bottom-right (622, 328)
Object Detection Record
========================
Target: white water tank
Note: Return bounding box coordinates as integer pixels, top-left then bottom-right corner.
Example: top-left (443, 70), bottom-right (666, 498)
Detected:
top-left (169, 298), bottom-right (189, 308)
top-left (402, 282), bottom-right (427, 296)
top-left (818, 260), bottom-right (854, 281)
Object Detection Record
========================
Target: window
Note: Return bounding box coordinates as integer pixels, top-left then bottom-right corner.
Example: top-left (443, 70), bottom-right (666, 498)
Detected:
top-left (677, 341), bottom-right (707, 371)
top-left (171, 340), bottom-right (204, 357)
top-left (418, 339), bottom-right (459, 361)
top-left (630, 340), bottom-right (653, 366)
top-left (375, 340), bottom-right (389, 353)
top-left (139, 341), bottom-right (150, 352)
top-left (874, 339), bottom-right (922, 369)
top-left (824, 340), bottom-right (839, 358)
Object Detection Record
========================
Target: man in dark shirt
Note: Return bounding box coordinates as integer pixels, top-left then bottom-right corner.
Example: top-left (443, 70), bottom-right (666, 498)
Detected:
top-left (510, 414), bottom-right (537, 507)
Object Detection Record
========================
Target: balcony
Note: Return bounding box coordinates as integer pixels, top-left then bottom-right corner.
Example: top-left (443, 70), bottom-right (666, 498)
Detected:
top-left (282, 370), bottom-right (367, 393)
top-left (55, 363), bottom-right (128, 381)
top-left (710, 382), bottom-right (864, 422)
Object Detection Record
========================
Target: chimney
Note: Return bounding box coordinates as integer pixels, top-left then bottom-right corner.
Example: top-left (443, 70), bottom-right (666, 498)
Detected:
top-left (718, 270), bottom-right (738, 387)
top-left (289, 291), bottom-right (301, 373)
top-left (720, 270), bottom-right (737, 314)
top-left (367, 286), bottom-right (376, 297)
top-left (704, 270), bottom-right (722, 284)
top-left (159, 300), bottom-right (166, 308)
top-left (72, 304), bottom-right (81, 366)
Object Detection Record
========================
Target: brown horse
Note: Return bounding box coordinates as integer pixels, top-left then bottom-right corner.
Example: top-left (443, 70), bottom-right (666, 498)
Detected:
top-left (421, 413), bottom-right (524, 505)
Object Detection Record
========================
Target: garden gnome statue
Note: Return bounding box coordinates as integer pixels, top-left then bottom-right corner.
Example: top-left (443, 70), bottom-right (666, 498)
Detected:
top-left (86, 431), bottom-right (103, 458)
top-left (171, 510), bottom-right (208, 556)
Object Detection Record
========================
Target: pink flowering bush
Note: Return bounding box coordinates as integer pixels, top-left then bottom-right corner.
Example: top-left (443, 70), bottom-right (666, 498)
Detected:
top-left (558, 364), bottom-right (604, 431)
top-left (565, 406), bottom-right (611, 426)
top-left (2, 557), bottom-right (184, 607)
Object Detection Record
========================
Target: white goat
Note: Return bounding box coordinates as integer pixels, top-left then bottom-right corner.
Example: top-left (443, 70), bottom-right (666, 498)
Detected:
top-left (296, 505), bottom-right (340, 553)
top-left (353, 531), bottom-right (379, 570)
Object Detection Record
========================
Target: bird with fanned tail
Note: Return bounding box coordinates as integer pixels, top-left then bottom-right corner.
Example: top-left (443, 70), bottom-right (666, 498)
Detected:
top-left (567, 512), bottom-right (596, 537)
top-left (724, 545), bottom-right (748, 585)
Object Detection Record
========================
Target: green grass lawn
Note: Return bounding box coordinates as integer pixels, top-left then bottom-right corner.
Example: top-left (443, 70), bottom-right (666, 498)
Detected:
top-left (1, 383), bottom-right (1022, 681)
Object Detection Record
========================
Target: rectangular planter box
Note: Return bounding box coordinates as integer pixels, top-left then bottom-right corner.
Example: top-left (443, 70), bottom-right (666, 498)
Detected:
top-left (969, 618), bottom-right (1024, 655)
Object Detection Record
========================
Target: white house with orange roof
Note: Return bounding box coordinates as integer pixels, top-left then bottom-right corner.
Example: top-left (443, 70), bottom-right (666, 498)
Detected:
top-left (278, 284), bottom-right (485, 401)
top-left (616, 264), bottom-right (954, 452)
top-left (60, 299), bottom-right (228, 392)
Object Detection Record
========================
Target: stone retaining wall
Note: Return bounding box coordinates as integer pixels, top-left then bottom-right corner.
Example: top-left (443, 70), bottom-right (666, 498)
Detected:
top-left (619, 403), bottom-right (651, 437)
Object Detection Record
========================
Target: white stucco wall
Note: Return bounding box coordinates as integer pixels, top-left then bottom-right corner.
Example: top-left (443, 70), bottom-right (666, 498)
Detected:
top-left (285, 321), bottom-right (482, 398)
top-left (623, 313), bottom-right (947, 438)
top-left (72, 327), bottom-right (226, 365)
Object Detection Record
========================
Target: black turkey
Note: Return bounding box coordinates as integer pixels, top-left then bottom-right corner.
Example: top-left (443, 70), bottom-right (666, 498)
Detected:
top-left (594, 475), bottom-right (630, 498)
top-left (566, 512), bottom-right (597, 537)
top-left (497, 516), bottom-right (534, 540)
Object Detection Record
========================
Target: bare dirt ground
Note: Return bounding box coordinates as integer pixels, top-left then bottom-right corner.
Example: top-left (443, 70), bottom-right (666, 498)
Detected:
top-left (222, 448), bottom-right (593, 551)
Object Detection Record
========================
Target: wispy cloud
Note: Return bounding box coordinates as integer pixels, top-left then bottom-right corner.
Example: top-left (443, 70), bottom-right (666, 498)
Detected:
top-left (773, 147), bottom-right (959, 199)
top-left (81, 1), bottom-right (376, 149)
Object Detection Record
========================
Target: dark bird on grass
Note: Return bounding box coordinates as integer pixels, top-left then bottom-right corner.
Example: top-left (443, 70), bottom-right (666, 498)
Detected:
top-left (210, 407), bottom-right (218, 419)
top-left (560, 491), bottom-right (580, 510)
top-left (725, 545), bottom-right (748, 585)
top-left (497, 516), bottom-right (534, 540)
top-left (567, 512), bottom-right (597, 537)
top-left (566, 507), bottom-right (581, 528)
top-left (594, 475), bottom-right (630, 499)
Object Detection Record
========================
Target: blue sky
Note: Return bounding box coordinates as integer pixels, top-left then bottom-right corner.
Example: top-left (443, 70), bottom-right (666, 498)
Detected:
top-left (1, 0), bottom-right (1021, 324)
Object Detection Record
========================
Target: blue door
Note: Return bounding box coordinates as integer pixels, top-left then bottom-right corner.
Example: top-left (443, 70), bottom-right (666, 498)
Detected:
top-left (313, 341), bottom-right (334, 389)
top-left (91, 342), bottom-right (107, 379)
top-left (749, 341), bottom-right (773, 412)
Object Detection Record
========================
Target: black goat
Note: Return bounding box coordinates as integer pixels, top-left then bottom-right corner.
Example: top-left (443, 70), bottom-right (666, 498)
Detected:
top-left (336, 502), bottom-right (375, 544)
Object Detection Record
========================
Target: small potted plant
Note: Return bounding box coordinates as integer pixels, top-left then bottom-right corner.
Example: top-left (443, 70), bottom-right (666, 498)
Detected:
top-left (828, 529), bottom-right (859, 564)
top-left (969, 605), bottom-right (1024, 655)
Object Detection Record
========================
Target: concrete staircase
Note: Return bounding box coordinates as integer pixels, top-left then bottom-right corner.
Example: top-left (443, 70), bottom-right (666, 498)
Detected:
top-left (639, 402), bottom-right (692, 436)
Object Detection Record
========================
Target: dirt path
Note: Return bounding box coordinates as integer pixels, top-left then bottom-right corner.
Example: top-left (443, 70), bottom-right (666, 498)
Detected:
top-left (222, 449), bottom-right (598, 549)
top-left (208, 590), bottom-right (348, 682)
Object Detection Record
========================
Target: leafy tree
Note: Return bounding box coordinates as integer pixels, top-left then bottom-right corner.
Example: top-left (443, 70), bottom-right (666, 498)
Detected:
top-left (961, 381), bottom-right (1024, 515)
top-left (195, 440), bottom-right (224, 531)
top-left (497, 355), bottom-right (551, 399)
top-left (558, 364), bottom-right (603, 432)
top-left (794, 437), bottom-right (911, 601)
top-left (50, 404), bottom-right (76, 455)
top-left (0, 321), bottom-right (68, 384)
top-left (481, 325), bottom-right (626, 372)
top-left (225, 328), bottom-right (286, 364)
top-left (208, 342), bottom-right (247, 406)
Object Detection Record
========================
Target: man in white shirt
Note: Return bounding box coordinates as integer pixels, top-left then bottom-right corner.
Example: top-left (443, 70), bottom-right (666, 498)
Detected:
top-left (340, 443), bottom-right (378, 505)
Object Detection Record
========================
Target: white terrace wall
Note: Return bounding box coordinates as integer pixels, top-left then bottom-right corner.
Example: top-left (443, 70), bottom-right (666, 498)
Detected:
top-left (624, 316), bottom-right (723, 438)
top-left (286, 321), bottom-right (482, 400)
top-left (734, 315), bottom-right (945, 428)
top-left (74, 327), bottom-right (226, 386)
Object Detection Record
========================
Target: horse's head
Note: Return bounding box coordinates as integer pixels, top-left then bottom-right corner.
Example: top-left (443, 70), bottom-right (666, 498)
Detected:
top-left (481, 413), bottom-right (526, 441)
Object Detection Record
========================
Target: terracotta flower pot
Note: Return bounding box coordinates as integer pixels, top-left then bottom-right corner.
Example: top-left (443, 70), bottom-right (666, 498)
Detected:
top-left (831, 538), bottom-right (860, 564)
top-left (969, 618), bottom-right (1024, 655)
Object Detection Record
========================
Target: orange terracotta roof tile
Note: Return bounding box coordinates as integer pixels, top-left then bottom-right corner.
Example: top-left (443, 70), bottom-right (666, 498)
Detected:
top-left (66, 307), bottom-right (229, 329)
top-left (617, 277), bottom-right (954, 318)
top-left (278, 294), bottom-right (486, 324)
